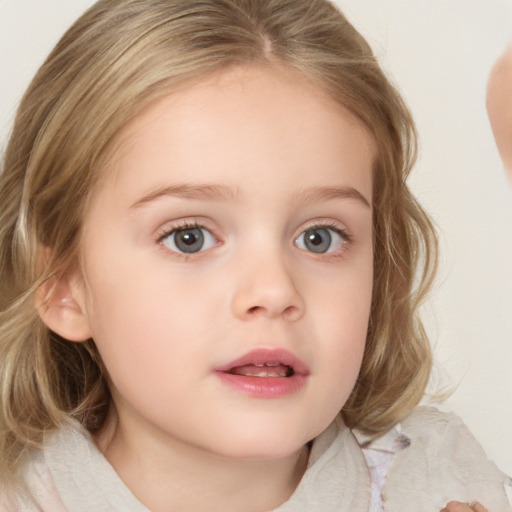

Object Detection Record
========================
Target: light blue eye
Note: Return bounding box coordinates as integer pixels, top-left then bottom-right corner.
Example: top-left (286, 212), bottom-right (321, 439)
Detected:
top-left (162, 226), bottom-right (216, 254)
top-left (294, 227), bottom-right (344, 254)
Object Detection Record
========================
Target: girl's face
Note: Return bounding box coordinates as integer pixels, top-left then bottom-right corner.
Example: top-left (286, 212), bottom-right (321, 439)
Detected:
top-left (75, 65), bottom-right (374, 460)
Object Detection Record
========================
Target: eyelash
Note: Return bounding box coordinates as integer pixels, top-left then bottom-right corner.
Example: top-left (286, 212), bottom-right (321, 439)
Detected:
top-left (157, 220), bottom-right (206, 240)
top-left (156, 220), bottom-right (353, 258)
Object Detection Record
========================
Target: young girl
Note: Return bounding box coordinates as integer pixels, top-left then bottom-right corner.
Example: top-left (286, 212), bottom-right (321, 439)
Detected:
top-left (0, 0), bottom-right (509, 511)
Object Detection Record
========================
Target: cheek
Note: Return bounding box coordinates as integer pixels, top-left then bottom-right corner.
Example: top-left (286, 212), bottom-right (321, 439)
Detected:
top-left (81, 263), bottom-right (210, 382)
top-left (318, 292), bottom-right (369, 383)
top-left (83, 280), bottom-right (215, 420)
top-left (304, 286), bottom-right (370, 435)
top-left (320, 248), bottom-right (373, 336)
top-left (311, 251), bottom-right (373, 386)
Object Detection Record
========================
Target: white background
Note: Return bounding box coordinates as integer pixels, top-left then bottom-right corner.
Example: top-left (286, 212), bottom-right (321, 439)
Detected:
top-left (1, 0), bottom-right (511, 476)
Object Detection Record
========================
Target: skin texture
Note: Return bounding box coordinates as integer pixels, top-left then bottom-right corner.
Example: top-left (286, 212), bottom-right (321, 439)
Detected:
top-left (487, 43), bottom-right (512, 176)
top-left (44, 65), bottom-right (375, 512)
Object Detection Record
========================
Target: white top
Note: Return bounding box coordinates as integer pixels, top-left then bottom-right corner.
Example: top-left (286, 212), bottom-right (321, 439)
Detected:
top-left (2, 407), bottom-right (511, 512)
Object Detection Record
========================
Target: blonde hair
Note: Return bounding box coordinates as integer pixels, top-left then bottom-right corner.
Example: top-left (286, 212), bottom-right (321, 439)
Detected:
top-left (0, 0), bottom-right (436, 480)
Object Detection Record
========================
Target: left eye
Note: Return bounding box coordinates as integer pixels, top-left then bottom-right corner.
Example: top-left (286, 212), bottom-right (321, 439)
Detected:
top-left (294, 227), bottom-right (345, 254)
top-left (161, 226), bottom-right (217, 254)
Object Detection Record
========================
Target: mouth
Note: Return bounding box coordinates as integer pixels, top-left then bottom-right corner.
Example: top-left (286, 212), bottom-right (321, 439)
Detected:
top-left (214, 348), bottom-right (310, 398)
top-left (216, 348), bottom-right (310, 377)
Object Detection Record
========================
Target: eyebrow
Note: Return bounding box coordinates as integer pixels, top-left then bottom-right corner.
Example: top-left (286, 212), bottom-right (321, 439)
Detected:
top-left (294, 186), bottom-right (371, 208)
top-left (130, 183), bottom-right (370, 209)
top-left (130, 183), bottom-right (239, 209)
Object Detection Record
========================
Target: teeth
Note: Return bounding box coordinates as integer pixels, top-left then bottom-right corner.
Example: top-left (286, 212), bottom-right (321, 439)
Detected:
top-left (251, 370), bottom-right (288, 377)
top-left (229, 363), bottom-right (293, 378)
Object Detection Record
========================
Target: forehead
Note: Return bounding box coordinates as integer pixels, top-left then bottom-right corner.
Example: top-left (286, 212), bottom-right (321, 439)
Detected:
top-left (95, 64), bottom-right (375, 204)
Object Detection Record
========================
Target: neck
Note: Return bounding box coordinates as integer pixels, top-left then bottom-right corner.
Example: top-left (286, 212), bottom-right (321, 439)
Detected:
top-left (95, 410), bottom-right (309, 512)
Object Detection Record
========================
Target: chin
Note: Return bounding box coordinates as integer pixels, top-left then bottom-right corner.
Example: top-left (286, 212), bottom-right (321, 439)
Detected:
top-left (216, 441), bottom-right (308, 462)
top-left (201, 421), bottom-right (321, 462)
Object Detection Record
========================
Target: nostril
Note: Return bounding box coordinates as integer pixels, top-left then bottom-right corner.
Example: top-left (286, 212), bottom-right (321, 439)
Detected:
top-left (245, 304), bottom-right (301, 320)
top-left (282, 305), bottom-right (299, 321)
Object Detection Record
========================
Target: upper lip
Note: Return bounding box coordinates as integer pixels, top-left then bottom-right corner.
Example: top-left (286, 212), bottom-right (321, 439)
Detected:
top-left (214, 348), bottom-right (310, 376)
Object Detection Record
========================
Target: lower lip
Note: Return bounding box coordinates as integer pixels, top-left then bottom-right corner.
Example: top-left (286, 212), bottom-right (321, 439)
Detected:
top-left (215, 372), bottom-right (308, 398)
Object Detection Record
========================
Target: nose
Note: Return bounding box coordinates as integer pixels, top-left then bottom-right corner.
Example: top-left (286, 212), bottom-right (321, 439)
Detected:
top-left (231, 253), bottom-right (305, 322)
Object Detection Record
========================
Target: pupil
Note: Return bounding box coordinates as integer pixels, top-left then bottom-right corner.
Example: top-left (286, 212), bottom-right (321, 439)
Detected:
top-left (308, 233), bottom-right (323, 246)
top-left (182, 232), bottom-right (197, 245)
top-left (175, 228), bottom-right (204, 253)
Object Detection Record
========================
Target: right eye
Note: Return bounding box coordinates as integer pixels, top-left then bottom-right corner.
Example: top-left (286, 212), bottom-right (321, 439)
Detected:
top-left (160, 225), bottom-right (217, 254)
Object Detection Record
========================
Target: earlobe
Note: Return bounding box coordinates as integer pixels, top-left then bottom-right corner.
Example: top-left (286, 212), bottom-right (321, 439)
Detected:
top-left (36, 272), bottom-right (92, 342)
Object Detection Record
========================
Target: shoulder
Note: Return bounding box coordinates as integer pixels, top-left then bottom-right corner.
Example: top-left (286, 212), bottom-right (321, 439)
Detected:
top-left (21, 448), bottom-right (68, 512)
top-left (0, 428), bottom-right (74, 512)
top-left (400, 405), bottom-right (480, 445)
top-left (0, 455), bottom-right (67, 512)
top-left (383, 406), bottom-right (511, 512)
top-left (401, 406), bottom-right (507, 472)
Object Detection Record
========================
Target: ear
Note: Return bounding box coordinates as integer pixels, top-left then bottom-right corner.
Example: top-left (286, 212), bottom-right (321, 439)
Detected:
top-left (36, 271), bottom-right (92, 343)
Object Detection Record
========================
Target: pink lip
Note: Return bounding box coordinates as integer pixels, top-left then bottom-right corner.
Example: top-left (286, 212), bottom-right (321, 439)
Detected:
top-left (214, 348), bottom-right (310, 398)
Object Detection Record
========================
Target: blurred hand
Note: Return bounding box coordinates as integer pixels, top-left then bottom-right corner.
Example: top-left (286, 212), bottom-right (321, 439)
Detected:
top-left (487, 43), bottom-right (512, 174)
top-left (442, 501), bottom-right (488, 512)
